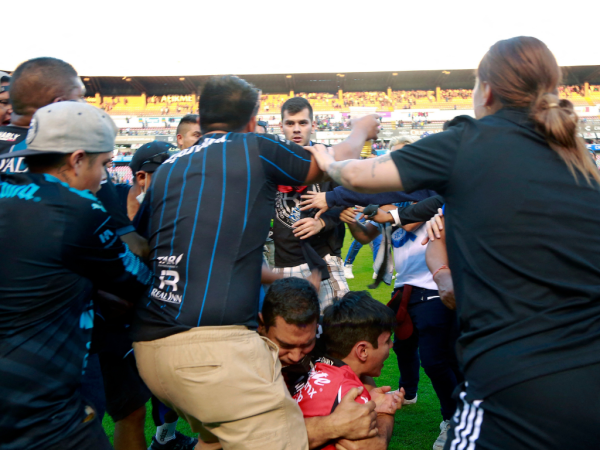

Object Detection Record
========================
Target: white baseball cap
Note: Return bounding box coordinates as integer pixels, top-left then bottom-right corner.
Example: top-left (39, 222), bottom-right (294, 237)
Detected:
top-left (0, 101), bottom-right (117, 159)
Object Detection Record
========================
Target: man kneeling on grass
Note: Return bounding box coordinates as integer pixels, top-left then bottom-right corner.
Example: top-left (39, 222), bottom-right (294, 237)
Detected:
top-left (295, 291), bottom-right (401, 450)
top-left (258, 278), bottom-right (402, 450)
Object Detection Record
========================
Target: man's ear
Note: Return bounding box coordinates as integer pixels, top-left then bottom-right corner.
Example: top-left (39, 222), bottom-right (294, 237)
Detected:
top-left (257, 312), bottom-right (267, 334)
top-left (354, 341), bottom-right (369, 363)
top-left (311, 119), bottom-right (317, 133)
top-left (68, 150), bottom-right (86, 173)
top-left (245, 115), bottom-right (257, 133)
top-left (136, 171), bottom-right (147, 188)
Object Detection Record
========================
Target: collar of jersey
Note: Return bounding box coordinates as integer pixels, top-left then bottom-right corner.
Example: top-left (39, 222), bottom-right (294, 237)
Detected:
top-left (43, 173), bottom-right (98, 202)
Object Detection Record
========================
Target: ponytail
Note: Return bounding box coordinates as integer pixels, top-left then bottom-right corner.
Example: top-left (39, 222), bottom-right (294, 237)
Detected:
top-left (531, 93), bottom-right (600, 185)
top-left (478, 37), bottom-right (600, 186)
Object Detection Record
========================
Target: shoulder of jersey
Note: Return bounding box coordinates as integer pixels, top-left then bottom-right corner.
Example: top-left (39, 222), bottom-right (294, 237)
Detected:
top-left (42, 174), bottom-right (107, 213)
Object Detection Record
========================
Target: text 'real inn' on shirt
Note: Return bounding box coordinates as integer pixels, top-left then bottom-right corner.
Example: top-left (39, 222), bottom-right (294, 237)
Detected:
top-left (0, 172), bottom-right (152, 450)
top-left (391, 107), bottom-right (600, 399)
top-left (131, 132), bottom-right (314, 342)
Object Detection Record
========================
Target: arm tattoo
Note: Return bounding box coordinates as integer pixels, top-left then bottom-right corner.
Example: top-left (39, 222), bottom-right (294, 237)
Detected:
top-left (328, 160), bottom-right (351, 185)
top-left (371, 153), bottom-right (391, 178)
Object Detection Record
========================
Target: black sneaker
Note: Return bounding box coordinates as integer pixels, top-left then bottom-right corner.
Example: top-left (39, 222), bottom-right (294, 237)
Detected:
top-left (148, 431), bottom-right (198, 450)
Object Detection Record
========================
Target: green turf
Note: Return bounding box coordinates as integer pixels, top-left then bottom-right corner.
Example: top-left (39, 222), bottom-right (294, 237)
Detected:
top-left (102, 228), bottom-right (441, 449)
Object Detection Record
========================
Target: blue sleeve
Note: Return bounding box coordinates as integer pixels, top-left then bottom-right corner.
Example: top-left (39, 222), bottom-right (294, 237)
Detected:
top-left (96, 171), bottom-right (135, 236)
top-left (256, 133), bottom-right (312, 185)
top-left (326, 186), bottom-right (431, 207)
top-left (61, 196), bottom-right (153, 300)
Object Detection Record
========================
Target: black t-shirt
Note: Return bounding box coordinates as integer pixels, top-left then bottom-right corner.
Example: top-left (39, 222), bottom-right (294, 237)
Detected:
top-left (0, 172), bottom-right (153, 449)
top-left (391, 108), bottom-right (600, 399)
top-left (131, 132), bottom-right (313, 342)
top-left (0, 125), bottom-right (29, 173)
top-left (273, 181), bottom-right (344, 267)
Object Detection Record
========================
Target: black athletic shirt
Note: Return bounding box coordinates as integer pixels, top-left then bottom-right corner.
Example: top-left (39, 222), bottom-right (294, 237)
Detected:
top-left (131, 132), bottom-right (313, 341)
top-left (273, 181), bottom-right (343, 267)
top-left (391, 108), bottom-right (600, 399)
top-left (0, 125), bottom-right (28, 173)
top-left (0, 172), bottom-right (153, 449)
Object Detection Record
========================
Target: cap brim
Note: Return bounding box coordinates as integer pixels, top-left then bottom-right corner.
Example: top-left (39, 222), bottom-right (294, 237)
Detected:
top-left (0, 149), bottom-right (66, 159)
top-left (133, 162), bottom-right (162, 173)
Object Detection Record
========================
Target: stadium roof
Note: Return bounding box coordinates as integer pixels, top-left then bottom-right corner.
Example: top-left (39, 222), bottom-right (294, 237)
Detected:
top-left (74, 66), bottom-right (600, 97)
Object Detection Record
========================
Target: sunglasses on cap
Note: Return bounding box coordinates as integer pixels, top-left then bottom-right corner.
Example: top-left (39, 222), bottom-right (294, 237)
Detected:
top-left (139, 152), bottom-right (171, 169)
top-left (257, 121), bottom-right (268, 128)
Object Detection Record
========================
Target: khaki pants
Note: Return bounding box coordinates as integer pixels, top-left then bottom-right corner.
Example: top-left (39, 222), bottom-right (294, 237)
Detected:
top-left (133, 326), bottom-right (308, 450)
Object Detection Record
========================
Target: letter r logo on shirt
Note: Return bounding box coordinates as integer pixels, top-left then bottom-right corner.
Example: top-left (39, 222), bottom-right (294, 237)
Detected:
top-left (159, 270), bottom-right (180, 291)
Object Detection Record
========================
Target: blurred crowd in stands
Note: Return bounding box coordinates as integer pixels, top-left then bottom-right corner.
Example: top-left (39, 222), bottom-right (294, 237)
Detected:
top-left (88, 85), bottom-right (600, 118)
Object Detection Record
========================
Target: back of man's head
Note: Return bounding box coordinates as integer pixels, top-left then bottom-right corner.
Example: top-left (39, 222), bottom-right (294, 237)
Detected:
top-left (281, 97), bottom-right (313, 122)
top-left (199, 76), bottom-right (259, 134)
top-left (262, 277), bottom-right (320, 330)
top-left (10, 57), bottom-right (79, 116)
top-left (322, 291), bottom-right (395, 360)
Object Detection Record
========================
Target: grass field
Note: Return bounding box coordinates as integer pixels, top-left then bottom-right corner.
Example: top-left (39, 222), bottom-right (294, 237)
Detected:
top-left (103, 229), bottom-right (442, 450)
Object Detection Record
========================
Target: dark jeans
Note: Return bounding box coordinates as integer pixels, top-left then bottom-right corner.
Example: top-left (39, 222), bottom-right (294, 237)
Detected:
top-left (391, 287), bottom-right (463, 421)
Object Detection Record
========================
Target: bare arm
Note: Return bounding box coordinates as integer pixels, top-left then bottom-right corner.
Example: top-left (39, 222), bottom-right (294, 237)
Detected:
top-left (339, 207), bottom-right (381, 245)
top-left (120, 232), bottom-right (150, 259)
top-left (423, 214), bottom-right (455, 310)
top-left (306, 148), bottom-right (404, 193)
top-left (304, 115), bottom-right (380, 185)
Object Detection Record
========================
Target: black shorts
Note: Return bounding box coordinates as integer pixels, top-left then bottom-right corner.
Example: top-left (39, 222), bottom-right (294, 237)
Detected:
top-left (444, 363), bottom-right (600, 450)
top-left (98, 330), bottom-right (152, 422)
top-left (48, 413), bottom-right (112, 450)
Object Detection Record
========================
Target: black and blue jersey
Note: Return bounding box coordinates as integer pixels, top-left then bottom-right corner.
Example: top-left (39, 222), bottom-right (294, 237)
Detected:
top-left (131, 132), bottom-right (313, 341)
top-left (0, 172), bottom-right (153, 450)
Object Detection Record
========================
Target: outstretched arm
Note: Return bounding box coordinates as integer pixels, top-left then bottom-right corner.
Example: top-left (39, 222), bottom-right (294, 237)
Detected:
top-left (306, 148), bottom-right (403, 193)
top-left (303, 115), bottom-right (380, 185)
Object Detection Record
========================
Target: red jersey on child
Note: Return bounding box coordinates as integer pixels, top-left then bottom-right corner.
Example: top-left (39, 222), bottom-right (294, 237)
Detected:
top-left (292, 356), bottom-right (371, 450)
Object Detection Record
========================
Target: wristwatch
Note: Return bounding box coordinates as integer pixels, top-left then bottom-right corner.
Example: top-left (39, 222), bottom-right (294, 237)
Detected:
top-left (388, 209), bottom-right (401, 226)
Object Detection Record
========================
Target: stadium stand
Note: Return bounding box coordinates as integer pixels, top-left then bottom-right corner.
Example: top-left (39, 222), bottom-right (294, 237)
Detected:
top-left (108, 165), bottom-right (133, 185)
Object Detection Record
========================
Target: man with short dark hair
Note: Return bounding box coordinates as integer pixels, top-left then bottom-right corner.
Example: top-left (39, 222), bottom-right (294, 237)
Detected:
top-left (293, 291), bottom-right (400, 450)
top-left (0, 101), bottom-right (153, 450)
top-left (259, 278), bottom-right (402, 450)
top-left (131, 75), bottom-right (379, 450)
top-left (0, 58), bottom-right (85, 173)
top-left (271, 97), bottom-right (349, 312)
top-left (176, 114), bottom-right (200, 150)
top-left (0, 57), bottom-right (158, 450)
top-left (0, 71), bottom-right (11, 126)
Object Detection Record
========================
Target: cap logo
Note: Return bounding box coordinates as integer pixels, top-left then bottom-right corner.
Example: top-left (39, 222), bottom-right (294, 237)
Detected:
top-left (26, 118), bottom-right (38, 145)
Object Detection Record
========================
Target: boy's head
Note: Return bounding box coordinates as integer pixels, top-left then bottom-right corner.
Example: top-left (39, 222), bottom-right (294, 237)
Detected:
top-left (258, 277), bottom-right (320, 366)
top-left (322, 291), bottom-right (395, 377)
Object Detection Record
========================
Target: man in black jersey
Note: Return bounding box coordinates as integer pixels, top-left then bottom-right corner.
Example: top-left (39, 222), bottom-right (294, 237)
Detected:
top-left (131, 75), bottom-right (379, 450)
top-left (271, 97), bottom-right (347, 312)
top-left (0, 101), bottom-right (153, 450)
